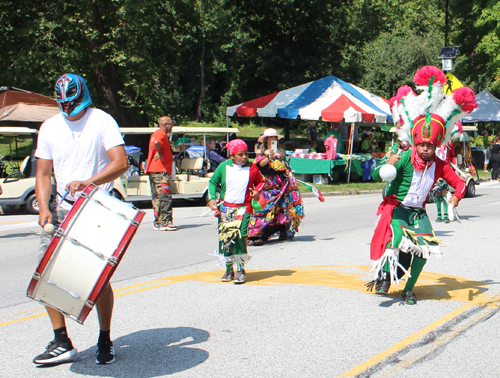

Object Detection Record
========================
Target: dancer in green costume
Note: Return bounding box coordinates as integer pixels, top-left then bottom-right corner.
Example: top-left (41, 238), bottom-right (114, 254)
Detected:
top-left (368, 66), bottom-right (477, 304)
top-left (208, 139), bottom-right (263, 284)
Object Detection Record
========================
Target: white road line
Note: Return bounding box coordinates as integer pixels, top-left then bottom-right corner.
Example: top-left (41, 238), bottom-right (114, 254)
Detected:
top-left (0, 222), bottom-right (39, 232)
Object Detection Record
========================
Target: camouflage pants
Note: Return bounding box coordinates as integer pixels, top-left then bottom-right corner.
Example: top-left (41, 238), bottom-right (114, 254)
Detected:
top-left (149, 172), bottom-right (173, 226)
top-left (37, 202), bottom-right (69, 261)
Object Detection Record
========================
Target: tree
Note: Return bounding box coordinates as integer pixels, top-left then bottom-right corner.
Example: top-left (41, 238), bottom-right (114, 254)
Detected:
top-left (355, 0), bottom-right (444, 98)
top-left (448, 0), bottom-right (494, 94)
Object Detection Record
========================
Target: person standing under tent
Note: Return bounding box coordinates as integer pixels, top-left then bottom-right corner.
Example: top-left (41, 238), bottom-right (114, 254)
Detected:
top-left (325, 122), bottom-right (343, 153)
top-left (367, 66), bottom-right (476, 305)
top-left (34, 73), bottom-right (128, 365)
top-left (360, 131), bottom-right (373, 153)
top-left (307, 121), bottom-right (318, 146)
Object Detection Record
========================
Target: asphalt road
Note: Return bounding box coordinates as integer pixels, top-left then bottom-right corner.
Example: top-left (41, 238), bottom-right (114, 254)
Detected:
top-left (0, 182), bottom-right (499, 378)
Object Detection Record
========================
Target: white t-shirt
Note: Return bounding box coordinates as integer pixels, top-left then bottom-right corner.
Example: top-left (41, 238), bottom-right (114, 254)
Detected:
top-left (35, 108), bottom-right (124, 208)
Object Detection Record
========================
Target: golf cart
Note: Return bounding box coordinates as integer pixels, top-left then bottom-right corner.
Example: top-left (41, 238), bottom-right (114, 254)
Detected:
top-left (113, 126), bottom-right (238, 204)
top-left (450, 125), bottom-right (480, 198)
top-left (0, 127), bottom-right (55, 214)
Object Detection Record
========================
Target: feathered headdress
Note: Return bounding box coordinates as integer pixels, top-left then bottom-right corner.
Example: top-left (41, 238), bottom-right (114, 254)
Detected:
top-left (390, 66), bottom-right (477, 147)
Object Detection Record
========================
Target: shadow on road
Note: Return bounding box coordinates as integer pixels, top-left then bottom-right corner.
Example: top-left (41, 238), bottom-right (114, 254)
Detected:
top-left (378, 297), bottom-right (403, 308)
top-left (452, 214), bottom-right (479, 221)
top-left (416, 276), bottom-right (491, 302)
top-left (262, 235), bottom-right (316, 244)
top-left (433, 230), bottom-right (454, 237)
top-left (246, 269), bottom-right (295, 283)
top-left (176, 223), bottom-right (210, 230)
top-left (0, 231), bottom-right (38, 238)
top-left (69, 327), bottom-right (210, 377)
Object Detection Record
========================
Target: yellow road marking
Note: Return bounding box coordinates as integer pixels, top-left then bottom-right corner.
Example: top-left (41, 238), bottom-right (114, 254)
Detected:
top-left (115, 281), bottom-right (177, 297)
top-left (0, 306), bottom-right (45, 319)
top-left (0, 311), bottom-right (47, 327)
top-left (336, 303), bottom-right (474, 377)
top-left (337, 294), bottom-right (500, 377)
top-left (2, 266), bottom-right (496, 329)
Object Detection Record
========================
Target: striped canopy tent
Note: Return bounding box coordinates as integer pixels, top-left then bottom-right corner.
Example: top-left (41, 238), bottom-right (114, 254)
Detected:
top-left (226, 76), bottom-right (392, 182)
top-left (226, 75), bottom-right (392, 124)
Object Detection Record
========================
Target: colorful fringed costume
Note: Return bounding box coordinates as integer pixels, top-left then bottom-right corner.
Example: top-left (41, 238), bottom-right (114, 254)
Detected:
top-left (368, 66), bottom-right (477, 304)
top-left (208, 159), bottom-right (263, 273)
top-left (247, 155), bottom-right (304, 243)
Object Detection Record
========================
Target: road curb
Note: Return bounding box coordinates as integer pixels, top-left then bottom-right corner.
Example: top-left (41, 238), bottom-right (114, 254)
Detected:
top-left (301, 176), bottom-right (489, 198)
top-left (301, 189), bottom-right (382, 198)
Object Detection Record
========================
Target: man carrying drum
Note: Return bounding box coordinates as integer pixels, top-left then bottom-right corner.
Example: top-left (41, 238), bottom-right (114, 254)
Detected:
top-left (33, 73), bottom-right (128, 365)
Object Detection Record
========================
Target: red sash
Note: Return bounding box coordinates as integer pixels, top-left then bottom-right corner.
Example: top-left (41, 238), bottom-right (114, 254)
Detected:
top-left (370, 195), bottom-right (400, 260)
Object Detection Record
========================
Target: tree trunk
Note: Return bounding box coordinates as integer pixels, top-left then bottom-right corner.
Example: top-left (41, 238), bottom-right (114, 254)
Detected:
top-left (196, 35), bottom-right (207, 123)
top-left (84, 2), bottom-right (136, 127)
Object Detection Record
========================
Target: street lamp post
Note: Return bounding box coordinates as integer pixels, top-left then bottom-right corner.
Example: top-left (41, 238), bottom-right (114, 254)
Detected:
top-left (438, 46), bottom-right (460, 72)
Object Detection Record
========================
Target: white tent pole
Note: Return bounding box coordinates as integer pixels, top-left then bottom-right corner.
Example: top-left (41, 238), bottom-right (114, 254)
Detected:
top-left (347, 122), bottom-right (355, 184)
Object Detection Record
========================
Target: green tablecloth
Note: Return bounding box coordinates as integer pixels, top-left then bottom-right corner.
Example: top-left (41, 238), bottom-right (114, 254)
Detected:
top-left (289, 156), bottom-right (380, 181)
top-left (289, 157), bottom-right (347, 174)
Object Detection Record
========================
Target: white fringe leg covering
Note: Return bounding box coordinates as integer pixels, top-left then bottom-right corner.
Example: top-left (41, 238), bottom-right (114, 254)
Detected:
top-left (234, 254), bottom-right (252, 270)
top-left (370, 248), bottom-right (411, 286)
top-left (398, 237), bottom-right (442, 259)
top-left (208, 250), bottom-right (236, 266)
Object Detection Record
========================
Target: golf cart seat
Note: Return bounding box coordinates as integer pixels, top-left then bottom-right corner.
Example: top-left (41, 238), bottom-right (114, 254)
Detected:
top-left (176, 158), bottom-right (204, 181)
top-left (20, 156), bottom-right (30, 176)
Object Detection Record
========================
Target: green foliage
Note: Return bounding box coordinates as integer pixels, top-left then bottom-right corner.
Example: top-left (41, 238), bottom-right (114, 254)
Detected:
top-left (473, 0), bottom-right (500, 93)
top-left (1, 0), bottom-right (500, 128)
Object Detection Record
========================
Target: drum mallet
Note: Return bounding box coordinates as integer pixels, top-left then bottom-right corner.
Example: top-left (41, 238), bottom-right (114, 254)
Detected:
top-left (44, 188), bottom-right (71, 234)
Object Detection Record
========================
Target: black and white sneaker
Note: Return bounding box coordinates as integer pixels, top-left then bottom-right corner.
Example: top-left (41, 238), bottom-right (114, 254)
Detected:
top-left (95, 341), bottom-right (115, 364)
top-left (33, 339), bottom-right (78, 365)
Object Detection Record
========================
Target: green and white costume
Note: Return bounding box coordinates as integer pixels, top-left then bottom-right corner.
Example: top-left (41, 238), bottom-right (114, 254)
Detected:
top-left (208, 159), bottom-right (263, 271)
top-left (370, 148), bottom-right (466, 295)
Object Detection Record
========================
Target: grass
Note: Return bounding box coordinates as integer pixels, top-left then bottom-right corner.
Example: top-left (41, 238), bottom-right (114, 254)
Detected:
top-left (0, 135), bottom-right (33, 174)
top-left (298, 180), bottom-right (386, 195)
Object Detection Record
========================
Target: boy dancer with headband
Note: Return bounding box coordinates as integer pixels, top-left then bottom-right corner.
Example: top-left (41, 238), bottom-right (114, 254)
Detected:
top-left (208, 139), bottom-right (263, 284)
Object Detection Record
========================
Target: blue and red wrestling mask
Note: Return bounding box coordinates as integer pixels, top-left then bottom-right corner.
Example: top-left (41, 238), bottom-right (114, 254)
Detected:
top-left (55, 73), bottom-right (92, 117)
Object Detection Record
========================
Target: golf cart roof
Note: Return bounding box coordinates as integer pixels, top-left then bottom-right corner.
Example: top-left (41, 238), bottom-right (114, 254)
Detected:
top-left (0, 126), bottom-right (38, 136)
top-left (119, 126), bottom-right (239, 135)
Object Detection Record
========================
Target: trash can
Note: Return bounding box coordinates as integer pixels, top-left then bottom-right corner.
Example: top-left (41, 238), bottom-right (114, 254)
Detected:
top-left (124, 145), bottom-right (141, 177)
top-left (186, 145), bottom-right (205, 158)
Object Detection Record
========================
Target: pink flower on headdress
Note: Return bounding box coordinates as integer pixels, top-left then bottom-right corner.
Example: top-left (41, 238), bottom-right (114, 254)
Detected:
top-left (227, 139), bottom-right (248, 154)
top-left (413, 66), bottom-right (446, 86)
top-left (390, 86), bottom-right (414, 107)
top-left (456, 121), bottom-right (463, 133)
top-left (452, 87), bottom-right (478, 113)
top-left (396, 85), bottom-right (415, 100)
top-left (389, 95), bottom-right (398, 107)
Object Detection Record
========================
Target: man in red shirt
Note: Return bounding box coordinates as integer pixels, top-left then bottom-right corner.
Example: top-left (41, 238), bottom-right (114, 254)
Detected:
top-left (145, 116), bottom-right (178, 231)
